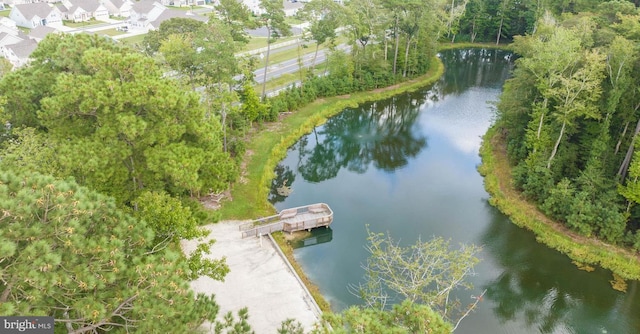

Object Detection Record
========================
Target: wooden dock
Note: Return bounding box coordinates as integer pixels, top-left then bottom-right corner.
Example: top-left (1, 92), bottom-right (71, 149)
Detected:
top-left (240, 203), bottom-right (333, 238)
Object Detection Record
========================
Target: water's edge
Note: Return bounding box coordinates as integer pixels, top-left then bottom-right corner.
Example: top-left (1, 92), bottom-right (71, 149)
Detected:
top-left (479, 125), bottom-right (640, 282)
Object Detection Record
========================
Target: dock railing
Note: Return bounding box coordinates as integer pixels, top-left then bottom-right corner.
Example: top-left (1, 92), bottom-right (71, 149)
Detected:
top-left (240, 203), bottom-right (333, 238)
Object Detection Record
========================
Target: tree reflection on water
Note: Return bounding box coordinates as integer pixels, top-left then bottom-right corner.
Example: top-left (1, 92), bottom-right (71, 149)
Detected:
top-left (480, 204), bottom-right (640, 333)
top-left (294, 94), bottom-right (428, 184)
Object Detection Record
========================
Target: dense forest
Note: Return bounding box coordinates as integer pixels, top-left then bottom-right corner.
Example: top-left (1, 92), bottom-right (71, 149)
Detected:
top-left (1, 0), bottom-right (640, 332)
top-left (493, 0), bottom-right (640, 252)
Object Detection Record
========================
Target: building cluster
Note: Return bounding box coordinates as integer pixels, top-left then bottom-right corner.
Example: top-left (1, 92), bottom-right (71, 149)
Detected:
top-left (0, 0), bottom-right (303, 69)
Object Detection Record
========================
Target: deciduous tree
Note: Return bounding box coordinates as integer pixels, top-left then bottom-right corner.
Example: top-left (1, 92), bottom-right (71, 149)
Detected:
top-left (216, 0), bottom-right (258, 44)
top-left (259, 0), bottom-right (292, 100)
top-left (352, 228), bottom-right (483, 328)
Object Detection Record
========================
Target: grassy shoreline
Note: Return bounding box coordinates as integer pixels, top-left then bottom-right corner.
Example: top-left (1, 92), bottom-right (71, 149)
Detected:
top-left (219, 55), bottom-right (444, 220)
top-left (217, 42), bottom-right (639, 317)
top-left (479, 125), bottom-right (640, 283)
top-left (218, 56), bottom-right (444, 310)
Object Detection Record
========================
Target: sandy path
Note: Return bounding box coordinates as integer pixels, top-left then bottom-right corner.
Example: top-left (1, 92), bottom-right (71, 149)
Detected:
top-left (181, 221), bottom-right (321, 333)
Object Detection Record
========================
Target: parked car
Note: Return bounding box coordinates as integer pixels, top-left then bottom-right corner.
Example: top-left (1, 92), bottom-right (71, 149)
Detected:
top-left (116, 25), bottom-right (128, 32)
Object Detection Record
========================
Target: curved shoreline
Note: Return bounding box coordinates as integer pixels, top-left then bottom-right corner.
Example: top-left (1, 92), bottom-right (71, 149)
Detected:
top-left (219, 56), bottom-right (445, 220)
top-left (219, 45), bottom-right (640, 321)
top-left (479, 125), bottom-right (640, 282)
top-left (218, 56), bottom-right (445, 311)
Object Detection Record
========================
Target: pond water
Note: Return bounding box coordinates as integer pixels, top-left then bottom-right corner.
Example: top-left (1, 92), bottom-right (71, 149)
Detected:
top-left (270, 49), bottom-right (640, 334)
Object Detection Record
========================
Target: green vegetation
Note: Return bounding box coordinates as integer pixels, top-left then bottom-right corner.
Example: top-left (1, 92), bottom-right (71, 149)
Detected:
top-left (93, 28), bottom-right (126, 36)
top-left (355, 228), bottom-right (482, 331)
top-left (0, 34), bottom-right (237, 331)
top-left (239, 35), bottom-right (300, 52)
top-left (6, 0), bottom-right (640, 332)
top-left (118, 34), bottom-right (145, 46)
top-left (167, 5), bottom-right (205, 10)
top-left (63, 19), bottom-right (105, 28)
top-left (320, 300), bottom-right (452, 333)
top-left (479, 127), bottom-right (640, 282)
top-left (0, 170), bottom-right (241, 332)
top-left (480, 1), bottom-right (640, 281)
top-left (219, 55), bottom-right (444, 219)
top-left (0, 9), bottom-right (10, 17)
top-left (285, 16), bottom-right (304, 26)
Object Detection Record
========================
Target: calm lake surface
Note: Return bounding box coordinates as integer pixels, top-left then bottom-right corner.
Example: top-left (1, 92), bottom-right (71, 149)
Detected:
top-left (270, 49), bottom-right (640, 334)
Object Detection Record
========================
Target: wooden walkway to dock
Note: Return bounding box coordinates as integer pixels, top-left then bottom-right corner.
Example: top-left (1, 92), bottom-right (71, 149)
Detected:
top-left (239, 203), bottom-right (333, 238)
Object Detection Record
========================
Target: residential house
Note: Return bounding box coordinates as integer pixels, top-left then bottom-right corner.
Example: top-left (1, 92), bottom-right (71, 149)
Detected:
top-left (0, 17), bottom-right (26, 47)
top-left (241, 0), bottom-right (262, 16)
top-left (28, 25), bottom-right (58, 41)
top-left (0, 37), bottom-right (37, 67)
top-left (0, 17), bottom-right (18, 32)
top-left (0, 31), bottom-right (24, 47)
top-left (58, 0), bottom-right (109, 22)
top-left (101, 0), bottom-right (133, 17)
top-left (159, 0), bottom-right (205, 7)
top-left (147, 8), bottom-right (206, 30)
top-left (2, 0), bottom-right (60, 5)
top-left (9, 3), bottom-right (63, 28)
top-left (128, 0), bottom-right (165, 29)
top-left (283, 0), bottom-right (302, 16)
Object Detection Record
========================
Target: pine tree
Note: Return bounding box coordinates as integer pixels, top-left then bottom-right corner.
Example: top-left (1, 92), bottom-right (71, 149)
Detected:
top-left (0, 171), bottom-right (224, 333)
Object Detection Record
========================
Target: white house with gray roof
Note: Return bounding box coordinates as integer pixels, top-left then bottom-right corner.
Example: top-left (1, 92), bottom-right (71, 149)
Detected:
top-left (1, 38), bottom-right (37, 67)
top-left (58, 0), bottom-right (109, 22)
top-left (128, 0), bottom-right (206, 30)
top-left (128, 0), bottom-right (165, 29)
top-left (28, 25), bottom-right (59, 41)
top-left (0, 31), bottom-right (24, 47)
top-left (101, 0), bottom-right (133, 17)
top-left (9, 3), bottom-right (63, 28)
top-left (147, 8), bottom-right (206, 30)
top-left (0, 17), bottom-right (26, 48)
top-left (0, 17), bottom-right (18, 32)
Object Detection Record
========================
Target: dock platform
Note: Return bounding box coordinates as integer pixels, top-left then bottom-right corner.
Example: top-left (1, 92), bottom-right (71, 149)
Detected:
top-left (240, 203), bottom-right (333, 238)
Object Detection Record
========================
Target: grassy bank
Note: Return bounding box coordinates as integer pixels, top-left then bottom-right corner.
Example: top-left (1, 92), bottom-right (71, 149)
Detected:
top-left (217, 56), bottom-right (443, 310)
top-left (479, 125), bottom-right (640, 282)
top-left (437, 42), bottom-right (514, 51)
top-left (219, 55), bottom-right (444, 220)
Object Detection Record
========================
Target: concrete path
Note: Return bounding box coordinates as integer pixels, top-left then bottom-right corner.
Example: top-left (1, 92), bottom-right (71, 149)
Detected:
top-left (181, 221), bottom-right (321, 333)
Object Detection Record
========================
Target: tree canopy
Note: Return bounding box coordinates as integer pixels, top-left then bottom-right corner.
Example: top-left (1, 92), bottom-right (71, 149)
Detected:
top-left (494, 2), bottom-right (640, 250)
top-left (0, 33), bottom-right (236, 204)
top-left (0, 171), bottom-right (222, 333)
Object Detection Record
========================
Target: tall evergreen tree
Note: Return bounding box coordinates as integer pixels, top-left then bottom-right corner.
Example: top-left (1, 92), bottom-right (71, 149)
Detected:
top-left (0, 171), bottom-right (225, 333)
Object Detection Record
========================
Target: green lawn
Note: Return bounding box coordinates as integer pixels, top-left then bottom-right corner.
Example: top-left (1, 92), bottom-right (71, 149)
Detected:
top-left (285, 17), bottom-right (304, 26)
top-left (254, 42), bottom-right (316, 67)
top-left (0, 10), bottom-right (10, 17)
top-left (240, 35), bottom-right (300, 52)
top-left (94, 28), bottom-right (126, 37)
top-left (254, 35), bottom-right (349, 68)
top-left (118, 34), bottom-right (146, 46)
top-left (63, 19), bottom-right (106, 28)
top-left (167, 5), bottom-right (205, 10)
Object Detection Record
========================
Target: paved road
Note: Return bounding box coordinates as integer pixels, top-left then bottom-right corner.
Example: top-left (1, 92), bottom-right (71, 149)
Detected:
top-left (254, 44), bottom-right (350, 84)
top-left (67, 15), bottom-right (348, 95)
